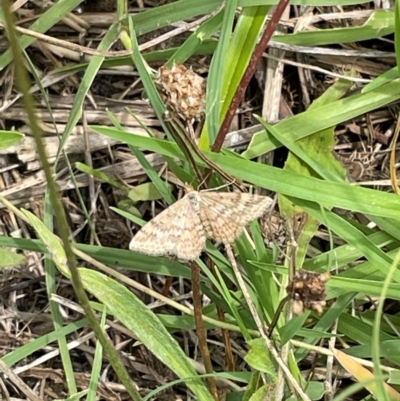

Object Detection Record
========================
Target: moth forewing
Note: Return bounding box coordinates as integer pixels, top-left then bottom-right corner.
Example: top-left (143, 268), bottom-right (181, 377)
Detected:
top-left (129, 194), bottom-right (206, 261)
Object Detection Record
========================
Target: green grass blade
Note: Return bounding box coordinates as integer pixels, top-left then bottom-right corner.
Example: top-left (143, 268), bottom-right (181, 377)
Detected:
top-left (0, 0), bottom-right (83, 69)
top-left (2, 319), bottom-right (89, 366)
top-left (87, 310), bottom-right (106, 401)
top-left (204, 0), bottom-right (238, 145)
top-left (292, 198), bottom-right (399, 282)
top-left (243, 80), bottom-right (400, 158)
top-left (43, 195), bottom-right (77, 395)
top-left (200, 5), bottom-right (270, 149)
top-left (167, 10), bottom-right (223, 65)
top-left (81, 268), bottom-right (215, 401)
top-left (0, 131), bottom-right (24, 148)
top-left (55, 24), bottom-right (120, 166)
top-left (90, 127), bottom-right (400, 221)
top-left (275, 10), bottom-right (394, 46)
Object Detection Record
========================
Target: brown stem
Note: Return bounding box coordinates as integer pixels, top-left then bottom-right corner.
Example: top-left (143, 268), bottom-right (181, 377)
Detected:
top-left (216, 306), bottom-right (235, 372)
top-left (210, 262), bottom-right (236, 372)
top-left (191, 261), bottom-right (219, 401)
top-left (212, 0), bottom-right (290, 153)
top-left (267, 295), bottom-right (289, 338)
top-left (161, 276), bottom-right (174, 297)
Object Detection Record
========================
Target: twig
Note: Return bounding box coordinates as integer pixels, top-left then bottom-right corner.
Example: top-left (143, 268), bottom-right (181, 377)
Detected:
top-left (0, 359), bottom-right (43, 401)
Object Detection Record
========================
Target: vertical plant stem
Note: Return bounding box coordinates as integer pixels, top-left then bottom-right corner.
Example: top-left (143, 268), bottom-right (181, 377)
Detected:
top-left (209, 262), bottom-right (235, 371)
top-left (1, 2), bottom-right (141, 400)
top-left (224, 244), bottom-right (311, 401)
top-left (191, 261), bottom-right (219, 400)
top-left (216, 305), bottom-right (235, 371)
top-left (209, 260), bottom-right (235, 372)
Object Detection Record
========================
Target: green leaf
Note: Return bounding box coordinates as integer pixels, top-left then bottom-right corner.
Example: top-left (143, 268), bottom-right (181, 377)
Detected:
top-left (0, 0), bottom-right (83, 69)
top-left (87, 310), bottom-right (106, 401)
top-left (200, 5), bottom-right (270, 149)
top-left (243, 79), bottom-right (400, 159)
top-left (388, 369), bottom-right (400, 385)
top-left (81, 268), bottom-right (215, 401)
top-left (203, 0), bottom-right (238, 146)
top-left (0, 131), bottom-right (24, 149)
top-left (338, 313), bottom-right (394, 345)
top-left (2, 318), bottom-right (89, 366)
top-left (75, 162), bottom-right (127, 193)
top-left (208, 151), bottom-right (400, 221)
top-left (303, 231), bottom-right (396, 273)
top-left (395, 1), bottom-right (400, 75)
top-left (0, 235), bottom-right (195, 281)
top-left (272, 75), bottom-right (351, 267)
top-left (244, 338), bottom-right (277, 378)
top-left (90, 127), bottom-right (400, 221)
top-left (248, 383), bottom-right (277, 401)
top-left (275, 11), bottom-right (394, 46)
top-left (292, 198), bottom-right (400, 282)
top-left (0, 248), bottom-right (25, 267)
top-left (107, 109), bottom-right (175, 205)
top-left (305, 382), bottom-right (325, 401)
top-left (363, 68), bottom-right (400, 93)
top-left (167, 9), bottom-right (223, 65)
top-left (128, 182), bottom-right (174, 202)
top-left (346, 340), bottom-right (400, 366)
top-left (328, 276), bottom-right (400, 300)
top-left (55, 24), bottom-right (120, 166)
top-left (21, 210), bottom-right (69, 276)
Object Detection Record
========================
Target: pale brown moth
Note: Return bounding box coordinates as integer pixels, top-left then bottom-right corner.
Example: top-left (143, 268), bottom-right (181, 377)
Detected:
top-left (129, 184), bottom-right (273, 261)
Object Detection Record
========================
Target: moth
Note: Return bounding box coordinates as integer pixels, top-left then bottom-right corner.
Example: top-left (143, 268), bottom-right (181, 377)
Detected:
top-left (129, 185), bottom-right (273, 261)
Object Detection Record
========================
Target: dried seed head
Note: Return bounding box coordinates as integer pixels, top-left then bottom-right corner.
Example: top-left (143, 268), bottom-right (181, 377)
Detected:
top-left (287, 269), bottom-right (331, 315)
top-left (155, 64), bottom-right (206, 121)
